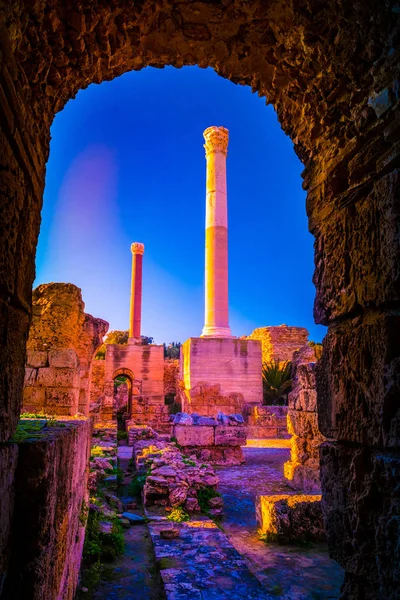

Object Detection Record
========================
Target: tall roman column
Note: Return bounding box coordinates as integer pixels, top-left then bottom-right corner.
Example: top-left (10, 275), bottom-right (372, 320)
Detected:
top-left (201, 126), bottom-right (233, 338)
top-left (129, 242), bottom-right (144, 341)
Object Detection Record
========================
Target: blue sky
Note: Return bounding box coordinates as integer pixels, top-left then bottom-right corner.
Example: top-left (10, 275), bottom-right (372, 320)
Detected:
top-left (36, 66), bottom-right (326, 344)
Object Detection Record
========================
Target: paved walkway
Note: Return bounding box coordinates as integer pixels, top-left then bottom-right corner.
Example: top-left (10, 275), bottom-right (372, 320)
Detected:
top-left (216, 445), bottom-right (345, 599)
top-left (149, 518), bottom-right (273, 599)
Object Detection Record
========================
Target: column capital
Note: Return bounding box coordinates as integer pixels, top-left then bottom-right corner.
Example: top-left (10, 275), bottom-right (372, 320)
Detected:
top-left (203, 126), bottom-right (229, 157)
top-left (131, 242), bottom-right (144, 255)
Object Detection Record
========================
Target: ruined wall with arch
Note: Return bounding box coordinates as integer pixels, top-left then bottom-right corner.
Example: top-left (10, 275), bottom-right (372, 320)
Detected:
top-left (0, 2), bottom-right (399, 597)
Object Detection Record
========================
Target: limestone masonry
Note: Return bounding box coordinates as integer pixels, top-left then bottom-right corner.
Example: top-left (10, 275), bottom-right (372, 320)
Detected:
top-left (23, 284), bottom-right (108, 416)
top-left (247, 325), bottom-right (309, 364)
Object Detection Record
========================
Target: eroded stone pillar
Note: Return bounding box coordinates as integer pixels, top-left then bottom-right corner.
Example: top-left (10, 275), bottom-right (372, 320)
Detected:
top-left (129, 242), bottom-right (145, 341)
top-left (201, 126), bottom-right (232, 338)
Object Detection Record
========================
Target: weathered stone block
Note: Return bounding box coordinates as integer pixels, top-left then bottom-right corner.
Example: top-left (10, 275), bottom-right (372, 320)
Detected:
top-left (320, 442), bottom-right (400, 599)
top-left (26, 351), bottom-right (48, 368)
top-left (256, 493), bottom-right (324, 543)
top-left (316, 312), bottom-right (400, 446)
top-left (36, 367), bottom-right (80, 388)
top-left (314, 170), bottom-right (400, 324)
top-left (45, 389), bottom-right (79, 415)
top-left (2, 419), bottom-right (91, 600)
top-left (287, 411), bottom-right (320, 439)
top-left (174, 425), bottom-right (214, 447)
top-left (288, 388), bottom-right (317, 412)
top-left (24, 368), bottom-right (37, 387)
top-left (284, 461), bottom-right (321, 492)
top-left (0, 300), bottom-right (30, 441)
top-left (214, 425), bottom-right (247, 447)
top-left (22, 387), bottom-right (46, 411)
top-left (48, 348), bottom-right (78, 368)
top-left (247, 325), bottom-right (309, 363)
top-left (0, 443), bottom-right (18, 594)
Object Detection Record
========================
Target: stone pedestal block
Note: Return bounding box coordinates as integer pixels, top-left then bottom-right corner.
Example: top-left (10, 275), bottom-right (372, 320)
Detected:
top-left (214, 425), bottom-right (247, 446)
top-left (174, 425), bottom-right (214, 447)
top-left (256, 493), bottom-right (324, 543)
top-left (180, 337), bottom-right (262, 416)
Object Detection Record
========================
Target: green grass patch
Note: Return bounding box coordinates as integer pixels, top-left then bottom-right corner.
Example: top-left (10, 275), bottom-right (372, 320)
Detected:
top-left (127, 474), bottom-right (147, 498)
top-left (83, 510), bottom-right (125, 563)
top-left (197, 487), bottom-right (222, 514)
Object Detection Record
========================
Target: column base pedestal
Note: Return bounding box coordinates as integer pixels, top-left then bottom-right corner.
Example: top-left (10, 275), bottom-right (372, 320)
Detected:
top-left (179, 337), bottom-right (262, 417)
top-left (201, 326), bottom-right (233, 338)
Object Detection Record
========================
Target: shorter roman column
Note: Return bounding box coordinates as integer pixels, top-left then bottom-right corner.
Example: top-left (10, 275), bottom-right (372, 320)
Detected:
top-left (129, 242), bottom-right (145, 341)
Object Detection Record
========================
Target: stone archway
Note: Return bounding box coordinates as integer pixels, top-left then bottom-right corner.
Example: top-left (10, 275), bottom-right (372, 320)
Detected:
top-left (108, 367), bottom-right (143, 424)
top-left (0, 3), bottom-right (399, 597)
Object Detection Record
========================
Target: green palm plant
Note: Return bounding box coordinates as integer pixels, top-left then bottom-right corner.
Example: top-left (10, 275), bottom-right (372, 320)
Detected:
top-left (262, 359), bottom-right (292, 406)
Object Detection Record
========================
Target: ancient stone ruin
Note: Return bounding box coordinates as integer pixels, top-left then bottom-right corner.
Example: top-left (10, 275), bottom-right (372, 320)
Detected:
top-left (248, 325), bottom-right (309, 364)
top-left (172, 411), bottom-right (247, 465)
top-left (284, 344), bottom-right (324, 492)
top-left (23, 283), bottom-right (108, 416)
top-left (0, 3), bottom-right (399, 599)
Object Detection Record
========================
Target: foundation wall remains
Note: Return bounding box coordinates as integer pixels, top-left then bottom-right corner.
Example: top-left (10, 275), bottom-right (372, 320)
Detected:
top-left (246, 405), bottom-right (289, 439)
top-left (247, 325), bottom-right (308, 364)
top-left (1, 418), bottom-right (91, 600)
top-left (180, 338), bottom-right (262, 416)
top-left (22, 284), bottom-right (108, 416)
top-left (172, 412), bottom-right (247, 465)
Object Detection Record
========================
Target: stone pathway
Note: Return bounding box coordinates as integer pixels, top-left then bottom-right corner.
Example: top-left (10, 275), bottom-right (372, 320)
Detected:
top-left (92, 448), bottom-right (165, 600)
top-left (149, 518), bottom-right (273, 599)
top-left (216, 445), bottom-right (345, 599)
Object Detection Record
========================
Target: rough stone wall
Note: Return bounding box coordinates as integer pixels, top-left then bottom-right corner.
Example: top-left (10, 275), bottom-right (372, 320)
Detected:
top-left (22, 284), bottom-right (108, 416)
top-left (246, 405), bottom-right (289, 439)
top-left (89, 360), bottom-right (105, 419)
top-left (2, 419), bottom-right (91, 600)
top-left (284, 345), bottom-right (324, 492)
top-left (247, 325), bottom-right (309, 364)
top-left (164, 359), bottom-right (179, 397)
top-left (0, 3), bottom-right (398, 597)
top-left (0, 444), bottom-right (18, 596)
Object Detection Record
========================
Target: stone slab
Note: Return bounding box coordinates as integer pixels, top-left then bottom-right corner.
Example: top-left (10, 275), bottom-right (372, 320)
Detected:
top-left (256, 493), bottom-right (325, 543)
top-left (174, 425), bottom-right (214, 447)
top-left (214, 425), bottom-right (247, 446)
top-left (48, 348), bottom-right (78, 368)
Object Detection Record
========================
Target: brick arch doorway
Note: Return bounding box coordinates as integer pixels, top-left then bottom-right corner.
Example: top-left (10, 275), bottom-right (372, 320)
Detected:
top-left (112, 368), bottom-right (142, 427)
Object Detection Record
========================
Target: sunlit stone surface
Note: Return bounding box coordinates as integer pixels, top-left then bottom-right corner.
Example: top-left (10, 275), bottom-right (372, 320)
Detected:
top-left (201, 126), bottom-right (232, 339)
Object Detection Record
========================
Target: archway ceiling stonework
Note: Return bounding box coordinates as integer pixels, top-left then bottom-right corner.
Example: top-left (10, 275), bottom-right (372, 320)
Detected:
top-left (0, 3), bottom-right (399, 597)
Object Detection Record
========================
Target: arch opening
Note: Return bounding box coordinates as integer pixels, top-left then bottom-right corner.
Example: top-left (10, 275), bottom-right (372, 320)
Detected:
top-left (0, 3), bottom-right (398, 599)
